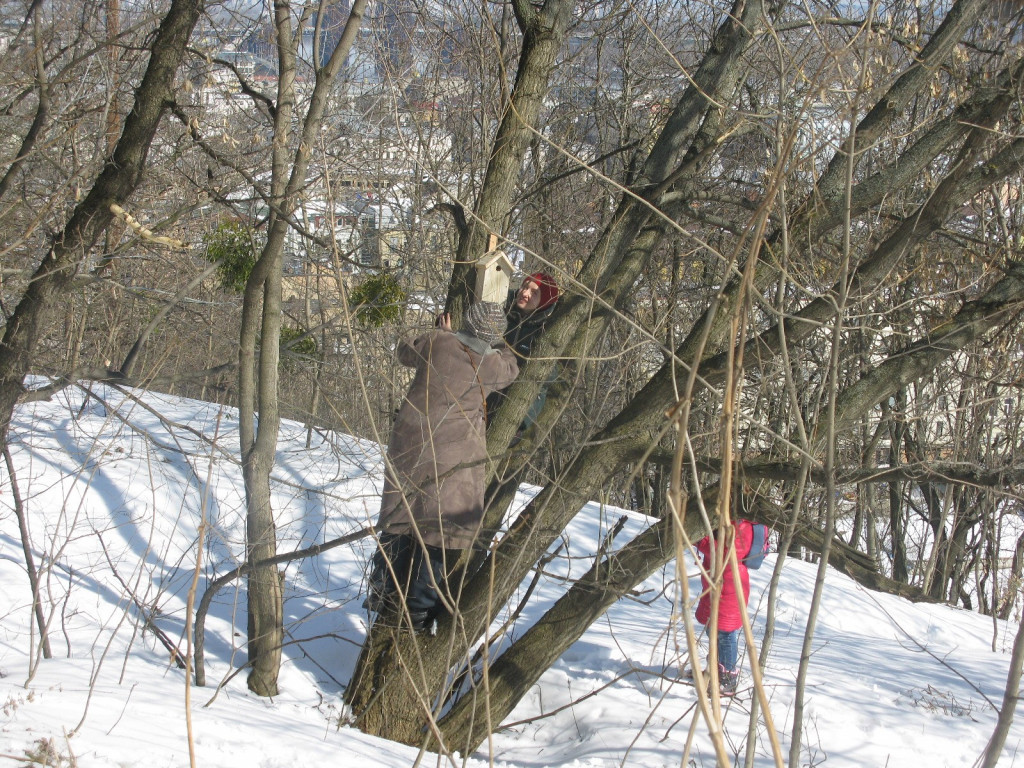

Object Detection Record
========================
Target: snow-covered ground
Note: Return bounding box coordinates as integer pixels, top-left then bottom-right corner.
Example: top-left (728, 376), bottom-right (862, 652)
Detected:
top-left (0, 384), bottom-right (1018, 767)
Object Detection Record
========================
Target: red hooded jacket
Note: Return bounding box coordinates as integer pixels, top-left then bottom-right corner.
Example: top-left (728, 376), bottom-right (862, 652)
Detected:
top-left (695, 519), bottom-right (754, 632)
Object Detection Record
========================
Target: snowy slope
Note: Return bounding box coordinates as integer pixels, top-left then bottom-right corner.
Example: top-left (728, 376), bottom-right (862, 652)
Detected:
top-left (0, 384), bottom-right (1017, 767)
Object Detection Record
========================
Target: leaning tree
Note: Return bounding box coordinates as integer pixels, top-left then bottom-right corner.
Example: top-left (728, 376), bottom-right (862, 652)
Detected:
top-left (0, 0), bottom-right (205, 442)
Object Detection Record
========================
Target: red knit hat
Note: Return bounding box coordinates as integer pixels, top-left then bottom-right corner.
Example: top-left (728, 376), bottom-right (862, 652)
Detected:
top-left (525, 272), bottom-right (559, 310)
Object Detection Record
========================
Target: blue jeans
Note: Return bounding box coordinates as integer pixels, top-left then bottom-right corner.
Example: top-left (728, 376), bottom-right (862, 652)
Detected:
top-left (717, 629), bottom-right (740, 673)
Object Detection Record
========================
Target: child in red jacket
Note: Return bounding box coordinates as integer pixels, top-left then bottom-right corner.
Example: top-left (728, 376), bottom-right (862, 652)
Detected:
top-left (695, 519), bottom-right (754, 696)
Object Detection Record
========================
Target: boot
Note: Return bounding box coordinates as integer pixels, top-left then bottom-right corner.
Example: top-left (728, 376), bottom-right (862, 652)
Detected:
top-left (718, 664), bottom-right (739, 697)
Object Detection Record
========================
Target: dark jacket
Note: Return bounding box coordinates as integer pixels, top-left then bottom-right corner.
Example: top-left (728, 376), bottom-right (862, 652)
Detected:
top-left (695, 520), bottom-right (754, 632)
top-left (504, 300), bottom-right (556, 359)
top-left (485, 294), bottom-right (557, 424)
top-left (377, 330), bottom-right (518, 549)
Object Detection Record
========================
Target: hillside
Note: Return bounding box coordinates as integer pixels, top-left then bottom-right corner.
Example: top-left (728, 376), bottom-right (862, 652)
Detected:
top-left (0, 384), bottom-right (1017, 767)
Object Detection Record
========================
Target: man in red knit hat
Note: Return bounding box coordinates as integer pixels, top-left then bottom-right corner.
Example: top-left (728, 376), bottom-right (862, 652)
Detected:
top-left (487, 271), bottom-right (560, 430)
top-left (506, 272), bottom-right (559, 355)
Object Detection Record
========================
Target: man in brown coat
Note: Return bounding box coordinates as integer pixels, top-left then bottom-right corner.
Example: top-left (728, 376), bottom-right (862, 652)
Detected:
top-left (368, 302), bottom-right (518, 633)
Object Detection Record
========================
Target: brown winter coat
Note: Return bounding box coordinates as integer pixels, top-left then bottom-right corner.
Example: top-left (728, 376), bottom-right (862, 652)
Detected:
top-left (377, 330), bottom-right (518, 549)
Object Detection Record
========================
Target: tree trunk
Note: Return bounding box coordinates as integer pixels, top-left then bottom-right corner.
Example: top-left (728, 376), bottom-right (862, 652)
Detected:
top-left (238, 0), bottom-right (367, 697)
top-left (997, 532), bottom-right (1024, 621)
top-left (445, 0), bottom-right (573, 318)
top-left (980, 614), bottom-right (1024, 767)
top-left (887, 425), bottom-right (909, 583)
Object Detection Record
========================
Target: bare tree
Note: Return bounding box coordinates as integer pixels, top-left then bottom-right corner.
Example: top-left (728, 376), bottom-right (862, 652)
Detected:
top-left (233, 0), bottom-right (367, 697)
top-left (343, 0), bottom-right (574, 737)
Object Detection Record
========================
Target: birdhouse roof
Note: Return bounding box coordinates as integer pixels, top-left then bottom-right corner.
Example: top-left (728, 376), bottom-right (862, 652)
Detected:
top-left (476, 249), bottom-right (514, 270)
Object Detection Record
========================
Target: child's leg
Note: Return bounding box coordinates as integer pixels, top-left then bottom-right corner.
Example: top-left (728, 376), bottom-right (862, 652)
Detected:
top-left (716, 629), bottom-right (741, 695)
top-left (717, 628), bottom-right (740, 673)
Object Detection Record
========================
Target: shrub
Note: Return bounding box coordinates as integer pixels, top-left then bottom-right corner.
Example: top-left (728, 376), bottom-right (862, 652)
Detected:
top-left (349, 272), bottom-right (406, 327)
top-left (203, 220), bottom-right (259, 293)
top-left (279, 325), bottom-right (319, 371)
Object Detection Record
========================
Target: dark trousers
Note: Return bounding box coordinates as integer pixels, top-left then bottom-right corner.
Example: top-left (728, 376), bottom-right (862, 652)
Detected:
top-left (366, 533), bottom-right (452, 633)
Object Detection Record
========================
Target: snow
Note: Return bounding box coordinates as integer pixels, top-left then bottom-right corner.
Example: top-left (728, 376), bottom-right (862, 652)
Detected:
top-left (0, 383), bottom-right (1019, 767)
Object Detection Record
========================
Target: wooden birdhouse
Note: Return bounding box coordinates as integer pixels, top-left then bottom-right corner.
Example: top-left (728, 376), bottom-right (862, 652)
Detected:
top-left (474, 244), bottom-right (514, 304)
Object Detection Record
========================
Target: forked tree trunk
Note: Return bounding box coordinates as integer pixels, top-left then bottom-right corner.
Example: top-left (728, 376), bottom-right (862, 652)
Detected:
top-left (345, 0), bottom-right (573, 738)
top-left (239, 0), bottom-right (367, 697)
